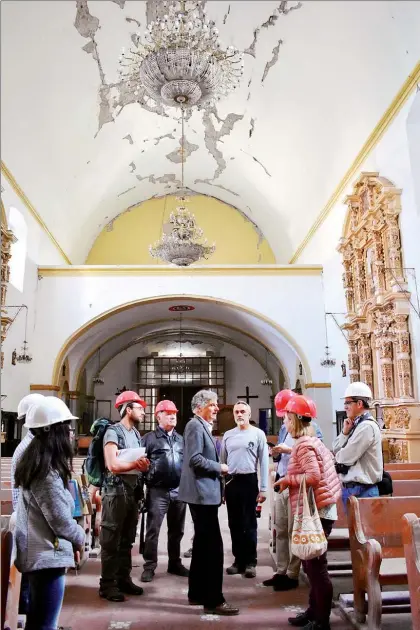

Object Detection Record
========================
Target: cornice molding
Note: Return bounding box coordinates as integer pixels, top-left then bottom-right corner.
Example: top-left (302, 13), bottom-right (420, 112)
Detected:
top-left (1, 161), bottom-right (72, 264)
top-left (289, 61), bottom-right (420, 264)
top-left (38, 264), bottom-right (323, 277)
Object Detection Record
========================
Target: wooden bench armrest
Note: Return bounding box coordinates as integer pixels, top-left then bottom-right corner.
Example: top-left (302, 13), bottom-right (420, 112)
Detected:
top-left (402, 512), bottom-right (420, 630)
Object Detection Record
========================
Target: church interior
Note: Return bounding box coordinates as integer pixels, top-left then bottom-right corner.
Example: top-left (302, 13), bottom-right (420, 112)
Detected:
top-left (1, 0), bottom-right (420, 628)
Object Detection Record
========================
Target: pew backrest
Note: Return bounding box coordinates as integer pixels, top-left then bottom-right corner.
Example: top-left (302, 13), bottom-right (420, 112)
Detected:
top-left (386, 463), bottom-right (420, 471)
top-left (402, 513), bottom-right (420, 630)
top-left (389, 470), bottom-right (420, 480)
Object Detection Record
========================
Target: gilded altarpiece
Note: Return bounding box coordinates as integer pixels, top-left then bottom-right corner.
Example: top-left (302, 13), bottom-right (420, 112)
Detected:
top-left (1, 199), bottom-right (15, 371)
top-left (338, 173), bottom-right (420, 463)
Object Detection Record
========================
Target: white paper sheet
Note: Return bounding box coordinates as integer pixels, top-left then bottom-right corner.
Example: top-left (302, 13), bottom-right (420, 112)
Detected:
top-left (117, 447), bottom-right (146, 462)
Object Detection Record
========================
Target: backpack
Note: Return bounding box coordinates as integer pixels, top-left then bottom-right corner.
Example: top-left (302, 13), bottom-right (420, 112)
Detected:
top-left (83, 418), bottom-right (142, 488)
top-left (377, 469), bottom-right (393, 496)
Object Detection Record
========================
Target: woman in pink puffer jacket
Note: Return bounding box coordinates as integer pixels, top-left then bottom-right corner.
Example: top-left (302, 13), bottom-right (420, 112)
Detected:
top-left (274, 395), bottom-right (341, 630)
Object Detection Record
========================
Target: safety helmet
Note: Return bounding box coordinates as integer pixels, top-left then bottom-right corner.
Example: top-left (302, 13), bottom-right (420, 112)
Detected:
top-left (17, 393), bottom-right (45, 420)
top-left (155, 400), bottom-right (178, 415)
top-left (284, 395), bottom-right (313, 420)
top-left (341, 382), bottom-right (372, 400)
top-left (24, 396), bottom-right (78, 429)
top-left (274, 389), bottom-right (297, 417)
top-left (303, 396), bottom-right (317, 419)
top-left (114, 390), bottom-right (147, 410)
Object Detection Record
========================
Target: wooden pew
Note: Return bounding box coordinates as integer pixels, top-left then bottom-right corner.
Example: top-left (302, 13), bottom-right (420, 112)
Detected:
top-left (402, 513), bottom-right (420, 630)
top-left (1, 528), bottom-right (12, 630)
top-left (346, 495), bottom-right (420, 629)
top-left (386, 462), bottom-right (420, 471)
top-left (388, 469), bottom-right (420, 480)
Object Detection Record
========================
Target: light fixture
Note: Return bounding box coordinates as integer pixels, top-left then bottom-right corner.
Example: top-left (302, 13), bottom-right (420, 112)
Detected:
top-left (261, 349), bottom-right (273, 386)
top-left (320, 314), bottom-right (336, 368)
top-left (92, 347), bottom-right (105, 385)
top-left (118, 0), bottom-right (244, 110)
top-left (149, 110), bottom-right (215, 266)
top-left (170, 314), bottom-right (191, 374)
top-left (115, 386), bottom-right (127, 396)
top-left (16, 307), bottom-right (32, 363)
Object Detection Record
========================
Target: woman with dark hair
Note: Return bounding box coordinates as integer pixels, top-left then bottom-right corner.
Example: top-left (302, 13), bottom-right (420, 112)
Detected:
top-left (14, 396), bottom-right (85, 630)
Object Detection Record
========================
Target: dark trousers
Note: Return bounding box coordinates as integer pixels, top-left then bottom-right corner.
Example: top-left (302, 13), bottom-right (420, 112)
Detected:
top-left (143, 486), bottom-right (186, 571)
top-left (188, 504), bottom-right (225, 608)
top-left (225, 473), bottom-right (259, 568)
top-left (100, 491), bottom-right (138, 589)
top-left (302, 518), bottom-right (334, 625)
top-left (25, 568), bottom-right (66, 630)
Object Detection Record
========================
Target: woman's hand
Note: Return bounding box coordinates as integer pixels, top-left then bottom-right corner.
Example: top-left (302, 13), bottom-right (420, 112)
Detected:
top-left (273, 478), bottom-right (288, 492)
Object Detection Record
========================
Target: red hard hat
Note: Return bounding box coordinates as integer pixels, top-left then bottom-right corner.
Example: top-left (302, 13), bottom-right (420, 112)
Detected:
top-left (114, 390), bottom-right (147, 410)
top-left (155, 400), bottom-right (178, 415)
top-left (274, 389), bottom-right (297, 417)
top-left (303, 396), bottom-right (317, 418)
top-left (285, 394), bottom-right (313, 419)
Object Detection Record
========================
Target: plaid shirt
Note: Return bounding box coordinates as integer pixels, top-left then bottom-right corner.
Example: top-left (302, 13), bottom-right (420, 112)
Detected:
top-left (11, 432), bottom-right (33, 511)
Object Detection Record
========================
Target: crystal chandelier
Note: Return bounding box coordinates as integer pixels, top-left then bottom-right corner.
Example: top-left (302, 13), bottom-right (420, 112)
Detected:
top-left (320, 313), bottom-right (336, 368)
top-left (92, 347), bottom-right (105, 385)
top-left (118, 0), bottom-right (244, 109)
top-left (261, 349), bottom-right (273, 386)
top-left (149, 111), bottom-right (215, 266)
top-left (16, 340), bottom-right (32, 364)
top-left (170, 315), bottom-right (191, 374)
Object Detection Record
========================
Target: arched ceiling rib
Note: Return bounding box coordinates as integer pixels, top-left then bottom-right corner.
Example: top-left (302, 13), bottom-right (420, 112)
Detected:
top-left (2, 1), bottom-right (419, 263)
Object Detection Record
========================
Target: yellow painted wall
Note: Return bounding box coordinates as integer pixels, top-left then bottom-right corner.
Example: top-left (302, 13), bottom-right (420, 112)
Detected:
top-left (86, 195), bottom-right (276, 265)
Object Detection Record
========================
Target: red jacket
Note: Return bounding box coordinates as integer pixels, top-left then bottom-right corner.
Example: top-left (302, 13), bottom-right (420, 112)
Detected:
top-left (283, 435), bottom-right (342, 516)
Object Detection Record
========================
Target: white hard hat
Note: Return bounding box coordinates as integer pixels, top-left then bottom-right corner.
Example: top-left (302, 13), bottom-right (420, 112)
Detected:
top-left (24, 396), bottom-right (78, 429)
top-left (342, 382), bottom-right (373, 400)
top-left (17, 393), bottom-right (45, 420)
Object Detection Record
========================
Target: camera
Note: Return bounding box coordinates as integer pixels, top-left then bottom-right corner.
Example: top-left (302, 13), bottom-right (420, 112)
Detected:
top-left (334, 462), bottom-right (350, 475)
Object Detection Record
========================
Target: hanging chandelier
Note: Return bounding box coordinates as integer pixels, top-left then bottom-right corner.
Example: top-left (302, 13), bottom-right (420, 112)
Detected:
top-left (16, 340), bottom-right (32, 364)
top-left (118, 0), bottom-right (244, 109)
top-left (92, 347), bottom-right (105, 385)
top-left (260, 349), bottom-right (273, 386)
top-left (149, 111), bottom-right (215, 266)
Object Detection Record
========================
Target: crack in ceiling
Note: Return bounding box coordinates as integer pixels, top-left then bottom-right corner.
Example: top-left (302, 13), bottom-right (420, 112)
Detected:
top-left (223, 5), bottom-right (231, 25)
top-left (110, 0), bottom-right (125, 8)
top-left (241, 149), bottom-right (272, 177)
top-left (244, 1), bottom-right (301, 58)
top-left (262, 39), bottom-right (283, 83)
top-left (249, 117), bottom-right (256, 138)
top-left (118, 186), bottom-right (135, 197)
top-left (123, 134), bottom-right (133, 145)
top-left (201, 106), bottom-right (244, 181)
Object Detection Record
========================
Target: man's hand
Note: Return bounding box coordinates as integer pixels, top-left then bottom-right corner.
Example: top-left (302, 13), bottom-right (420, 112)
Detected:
top-left (257, 491), bottom-right (267, 504)
top-left (342, 418), bottom-right (354, 436)
top-left (273, 478), bottom-right (288, 492)
top-left (220, 463), bottom-right (229, 475)
top-left (74, 550), bottom-right (81, 565)
top-left (134, 457), bottom-right (150, 472)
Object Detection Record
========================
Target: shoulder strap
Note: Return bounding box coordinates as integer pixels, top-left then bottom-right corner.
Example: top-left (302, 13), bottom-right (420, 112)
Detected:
top-left (133, 427), bottom-right (142, 446)
top-left (113, 423), bottom-right (128, 449)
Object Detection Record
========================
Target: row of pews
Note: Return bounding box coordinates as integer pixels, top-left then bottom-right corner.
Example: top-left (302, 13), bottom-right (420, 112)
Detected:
top-left (268, 461), bottom-right (420, 630)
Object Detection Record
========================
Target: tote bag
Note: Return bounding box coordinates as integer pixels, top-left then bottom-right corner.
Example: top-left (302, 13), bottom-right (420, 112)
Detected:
top-left (291, 476), bottom-right (327, 561)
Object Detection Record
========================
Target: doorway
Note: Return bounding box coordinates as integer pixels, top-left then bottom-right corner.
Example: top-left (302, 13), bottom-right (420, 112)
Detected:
top-left (159, 385), bottom-right (202, 434)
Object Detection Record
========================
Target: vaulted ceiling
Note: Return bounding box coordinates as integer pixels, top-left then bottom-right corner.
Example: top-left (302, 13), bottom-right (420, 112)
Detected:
top-left (2, 0), bottom-right (419, 263)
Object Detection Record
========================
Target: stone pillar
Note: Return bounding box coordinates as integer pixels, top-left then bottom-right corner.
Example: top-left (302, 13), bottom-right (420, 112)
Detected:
top-left (86, 395), bottom-right (95, 424)
top-left (359, 333), bottom-right (374, 396)
top-left (348, 338), bottom-right (360, 383)
top-left (68, 391), bottom-right (80, 433)
top-left (394, 314), bottom-right (413, 399)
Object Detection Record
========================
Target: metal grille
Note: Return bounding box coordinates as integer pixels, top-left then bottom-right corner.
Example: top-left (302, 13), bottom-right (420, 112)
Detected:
top-left (136, 356), bottom-right (225, 432)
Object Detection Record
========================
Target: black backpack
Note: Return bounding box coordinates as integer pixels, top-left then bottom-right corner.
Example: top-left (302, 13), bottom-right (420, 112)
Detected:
top-left (83, 418), bottom-right (113, 488)
top-left (377, 469), bottom-right (393, 496)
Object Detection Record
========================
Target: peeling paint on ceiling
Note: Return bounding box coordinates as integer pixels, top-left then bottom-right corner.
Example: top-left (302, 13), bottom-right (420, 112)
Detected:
top-left (202, 107), bottom-right (244, 181)
top-left (123, 134), bottom-right (133, 145)
top-left (166, 138), bottom-right (199, 163)
top-left (262, 39), bottom-right (283, 83)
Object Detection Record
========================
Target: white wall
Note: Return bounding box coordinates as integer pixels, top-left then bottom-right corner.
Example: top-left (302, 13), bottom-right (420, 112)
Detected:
top-left (1, 177), bottom-right (66, 411)
top-left (297, 92), bottom-right (420, 416)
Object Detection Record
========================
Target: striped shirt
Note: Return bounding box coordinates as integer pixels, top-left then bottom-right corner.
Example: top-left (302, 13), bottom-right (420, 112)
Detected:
top-left (11, 433), bottom-right (34, 511)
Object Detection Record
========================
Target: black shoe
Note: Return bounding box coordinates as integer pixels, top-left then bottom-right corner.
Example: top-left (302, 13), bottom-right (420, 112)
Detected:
top-left (226, 564), bottom-right (244, 575)
top-left (244, 565), bottom-right (256, 578)
top-left (273, 576), bottom-right (299, 591)
top-left (183, 547), bottom-right (193, 558)
top-left (288, 610), bottom-right (312, 626)
top-left (203, 602), bottom-right (240, 616)
top-left (168, 563), bottom-right (189, 577)
top-left (117, 578), bottom-right (144, 595)
top-left (99, 586), bottom-right (125, 602)
top-left (263, 573), bottom-right (287, 587)
top-left (141, 569), bottom-right (155, 583)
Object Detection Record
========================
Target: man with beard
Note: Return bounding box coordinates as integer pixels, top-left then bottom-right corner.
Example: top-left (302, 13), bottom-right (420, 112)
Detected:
top-left (221, 401), bottom-right (268, 578)
top-left (99, 391), bottom-right (150, 602)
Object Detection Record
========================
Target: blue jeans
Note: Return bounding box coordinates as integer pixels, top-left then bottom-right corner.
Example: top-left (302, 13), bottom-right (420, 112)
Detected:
top-left (342, 483), bottom-right (379, 514)
top-left (25, 568), bottom-right (66, 630)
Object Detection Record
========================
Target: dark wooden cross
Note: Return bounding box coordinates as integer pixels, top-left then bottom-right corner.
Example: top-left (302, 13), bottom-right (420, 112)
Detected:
top-left (237, 386), bottom-right (259, 405)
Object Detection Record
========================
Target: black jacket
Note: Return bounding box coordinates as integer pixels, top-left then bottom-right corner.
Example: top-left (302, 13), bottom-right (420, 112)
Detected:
top-left (143, 426), bottom-right (184, 490)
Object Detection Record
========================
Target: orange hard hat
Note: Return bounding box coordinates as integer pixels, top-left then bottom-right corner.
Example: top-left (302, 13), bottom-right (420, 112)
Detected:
top-left (274, 389), bottom-right (297, 417)
top-left (155, 400), bottom-right (178, 415)
top-left (285, 394), bottom-right (313, 419)
top-left (114, 390), bottom-right (147, 410)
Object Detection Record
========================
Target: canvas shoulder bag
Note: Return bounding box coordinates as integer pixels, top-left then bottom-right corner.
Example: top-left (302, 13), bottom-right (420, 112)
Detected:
top-left (291, 475), bottom-right (327, 561)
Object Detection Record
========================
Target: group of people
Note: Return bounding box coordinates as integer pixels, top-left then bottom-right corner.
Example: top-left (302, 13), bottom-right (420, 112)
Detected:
top-left (9, 378), bottom-right (383, 630)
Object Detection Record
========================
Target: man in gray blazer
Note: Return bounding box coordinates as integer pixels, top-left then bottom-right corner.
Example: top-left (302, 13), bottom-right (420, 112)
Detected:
top-left (178, 390), bottom-right (239, 616)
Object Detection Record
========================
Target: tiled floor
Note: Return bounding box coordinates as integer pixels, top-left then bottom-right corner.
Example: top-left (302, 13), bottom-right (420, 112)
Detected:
top-left (58, 504), bottom-right (353, 630)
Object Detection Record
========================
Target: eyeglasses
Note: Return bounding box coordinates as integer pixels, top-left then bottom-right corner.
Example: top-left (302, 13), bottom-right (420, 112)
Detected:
top-left (343, 399), bottom-right (359, 407)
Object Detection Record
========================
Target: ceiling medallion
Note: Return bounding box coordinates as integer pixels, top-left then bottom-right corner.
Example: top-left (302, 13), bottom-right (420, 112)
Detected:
top-left (149, 110), bottom-right (215, 266)
top-left (118, 0), bottom-right (244, 109)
